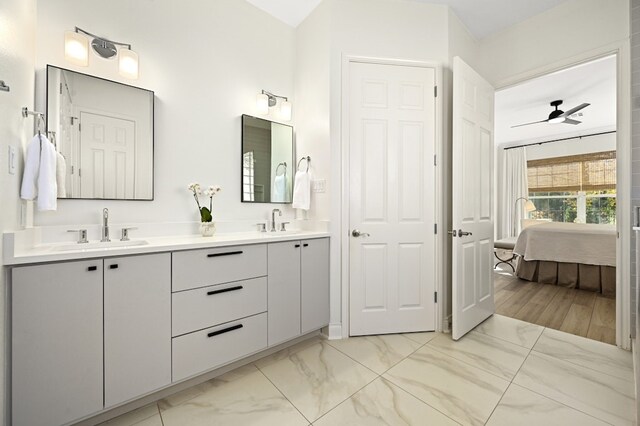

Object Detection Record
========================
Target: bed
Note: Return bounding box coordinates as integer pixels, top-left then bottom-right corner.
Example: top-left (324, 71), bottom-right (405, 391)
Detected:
top-left (513, 222), bottom-right (616, 297)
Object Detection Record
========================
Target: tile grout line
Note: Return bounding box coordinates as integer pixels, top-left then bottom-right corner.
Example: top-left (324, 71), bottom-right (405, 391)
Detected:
top-left (155, 403), bottom-right (165, 426)
top-left (253, 362), bottom-right (314, 424)
top-left (511, 328), bottom-right (627, 425)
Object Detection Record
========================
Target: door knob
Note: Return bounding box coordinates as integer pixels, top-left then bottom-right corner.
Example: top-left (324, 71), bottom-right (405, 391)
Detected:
top-left (458, 229), bottom-right (473, 237)
top-left (352, 229), bottom-right (370, 238)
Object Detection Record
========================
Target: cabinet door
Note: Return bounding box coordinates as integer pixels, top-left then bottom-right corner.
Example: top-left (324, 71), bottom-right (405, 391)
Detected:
top-left (267, 241), bottom-right (301, 346)
top-left (104, 253), bottom-right (171, 407)
top-left (301, 238), bottom-right (330, 333)
top-left (12, 260), bottom-right (103, 426)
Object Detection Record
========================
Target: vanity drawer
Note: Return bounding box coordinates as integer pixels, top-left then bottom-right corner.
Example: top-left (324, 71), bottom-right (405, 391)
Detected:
top-left (172, 312), bottom-right (267, 382)
top-left (172, 244), bottom-right (267, 292)
top-left (172, 277), bottom-right (267, 337)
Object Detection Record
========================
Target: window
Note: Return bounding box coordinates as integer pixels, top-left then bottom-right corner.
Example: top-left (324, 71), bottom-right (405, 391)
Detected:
top-left (527, 151), bottom-right (616, 224)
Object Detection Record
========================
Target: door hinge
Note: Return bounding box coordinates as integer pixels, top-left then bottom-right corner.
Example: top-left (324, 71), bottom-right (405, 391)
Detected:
top-left (434, 155), bottom-right (437, 166)
top-left (434, 86), bottom-right (438, 97)
top-left (78, 168), bottom-right (81, 177)
top-left (434, 292), bottom-right (438, 303)
top-left (59, 83), bottom-right (62, 95)
top-left (434, 223), bottom-right (437, 234)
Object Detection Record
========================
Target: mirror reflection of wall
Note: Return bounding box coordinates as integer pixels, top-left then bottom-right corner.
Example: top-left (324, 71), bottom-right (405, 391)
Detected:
top-left (46, 65), bottom-right (154, 200)
top-left (241, 115), bottom-right (293, 203)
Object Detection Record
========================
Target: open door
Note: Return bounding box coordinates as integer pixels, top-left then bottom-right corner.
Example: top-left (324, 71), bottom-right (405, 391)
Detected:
top-left (451, 57), bottom-right (495, 340)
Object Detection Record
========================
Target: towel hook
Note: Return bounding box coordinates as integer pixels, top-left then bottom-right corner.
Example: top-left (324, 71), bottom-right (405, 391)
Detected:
top-left (297, 156), bottom-right (311, 172)
top-left (275, 162), bottom-right (287, 176)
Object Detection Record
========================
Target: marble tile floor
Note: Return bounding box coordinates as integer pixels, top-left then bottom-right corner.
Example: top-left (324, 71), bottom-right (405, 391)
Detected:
top-left (102, 316), bottom-right (634, 426)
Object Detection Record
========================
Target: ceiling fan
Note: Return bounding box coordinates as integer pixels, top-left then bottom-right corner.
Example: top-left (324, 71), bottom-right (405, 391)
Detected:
top-left (511, 100), bottom-right (590, 128)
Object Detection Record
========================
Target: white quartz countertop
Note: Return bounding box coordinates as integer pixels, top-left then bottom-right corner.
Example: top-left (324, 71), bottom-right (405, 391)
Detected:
top-left (3, 230), bottom-right (330, 266)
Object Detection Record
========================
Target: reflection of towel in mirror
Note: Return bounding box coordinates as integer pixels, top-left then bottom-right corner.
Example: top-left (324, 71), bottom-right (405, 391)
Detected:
top-left (272, 174), bottom-right (287, 203)
top-left (56, 152), bottom-right (67, 198)
top-left (292, 170), bottom-right (311, 210)
top-left (20, 134), bottom-right (58, 211)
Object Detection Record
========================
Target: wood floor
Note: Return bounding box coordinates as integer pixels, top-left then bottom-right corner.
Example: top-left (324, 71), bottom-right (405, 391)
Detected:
top-left (493, 270), bottom-right (616, 345)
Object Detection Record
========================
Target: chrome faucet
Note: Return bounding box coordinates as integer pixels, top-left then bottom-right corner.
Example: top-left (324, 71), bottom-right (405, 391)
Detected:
top-left (101, 208), bottom-right (111, 242)
top-left (270, 209), bottom-right (282, 232)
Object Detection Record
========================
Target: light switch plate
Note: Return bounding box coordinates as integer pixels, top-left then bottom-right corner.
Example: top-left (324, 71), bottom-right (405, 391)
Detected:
top-left (311, 179), bottom-right (326, 193)
top-left (8, 145), bottom-right (16, 175)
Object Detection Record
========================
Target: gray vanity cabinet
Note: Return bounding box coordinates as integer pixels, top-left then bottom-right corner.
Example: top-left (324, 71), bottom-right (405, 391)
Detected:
top-left (267, 238), bottom-right (330, 346)
top-left (301, 238), bottom-right (330, 333)
top-left (267, 241), bottom-right (302, 346)
top-left (104, 253), bottom-right (171, 407)
top-left (12, 260), bottom-right (104, 426)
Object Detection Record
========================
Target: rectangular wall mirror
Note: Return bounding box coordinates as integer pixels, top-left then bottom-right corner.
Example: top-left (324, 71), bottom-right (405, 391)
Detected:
top-left (241, 114), bottom-right (294, 203)
top-left (46, 65), bottom-right (154, 200)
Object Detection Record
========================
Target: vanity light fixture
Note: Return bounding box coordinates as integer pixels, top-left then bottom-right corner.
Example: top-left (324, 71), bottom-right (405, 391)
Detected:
top-left (256, 90), bottom-right (291, 121)
top-left (64, 27), bottom-right (139, 79)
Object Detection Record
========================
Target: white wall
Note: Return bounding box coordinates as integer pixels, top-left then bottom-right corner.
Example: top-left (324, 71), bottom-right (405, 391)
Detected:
top-left (478, 0), bottom-right (630, 87)
top-left (34, 0), bottom-right (297, 229)
top-left (0, 0), bottom-right (36, 422)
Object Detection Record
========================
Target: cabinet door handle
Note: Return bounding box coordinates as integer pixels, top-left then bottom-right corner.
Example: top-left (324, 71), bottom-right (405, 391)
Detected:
top-left (207, 251), bottom-right (243, 258)
top-left (87, 266), bottom-right (98, 272)
top-left (207, 324), bottom-right (243, 338)
top-left (303, 243), bottom-right (309, 247)
top-left (295, 244), bottom-right (301, 248)
top-left (109, 264), bottom-right (119, 269)
top-left (207, 285), bottom-right (243, 296)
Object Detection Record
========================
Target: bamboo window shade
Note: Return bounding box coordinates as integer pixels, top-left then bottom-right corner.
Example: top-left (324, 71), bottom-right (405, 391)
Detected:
top-left (527, 151), bottom-right (616, 192)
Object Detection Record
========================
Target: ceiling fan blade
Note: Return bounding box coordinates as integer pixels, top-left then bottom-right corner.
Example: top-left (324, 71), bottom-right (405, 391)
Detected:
top-left (560, 103), bottom-right (590, 118)
top-left (511, 119), bottom-right (549, 128)
top-left (563, 118), bottom-right (582, 125)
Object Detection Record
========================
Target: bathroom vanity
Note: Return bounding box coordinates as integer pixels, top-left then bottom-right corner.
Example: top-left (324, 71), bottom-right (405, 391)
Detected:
top-left (4, 231), bottom-right (329, 426)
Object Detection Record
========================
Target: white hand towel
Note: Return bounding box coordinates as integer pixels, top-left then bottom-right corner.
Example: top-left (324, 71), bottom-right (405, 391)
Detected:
top-left (20, 134), bottom-right (58, 211)
top-left (272, 174), bottom-right (287, 203)
top-left (292, 170), bottom-right (311, 210)
top-left (56, 151), bottom-right (67, 198)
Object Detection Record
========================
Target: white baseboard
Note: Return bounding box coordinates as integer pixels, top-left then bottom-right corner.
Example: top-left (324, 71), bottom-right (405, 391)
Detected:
top-left (328, 323), bottom-right (343, 340)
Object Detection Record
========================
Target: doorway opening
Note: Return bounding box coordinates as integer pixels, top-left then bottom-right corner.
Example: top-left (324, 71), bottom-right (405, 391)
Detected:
top-left (493, 55), bottom-right (618, 345)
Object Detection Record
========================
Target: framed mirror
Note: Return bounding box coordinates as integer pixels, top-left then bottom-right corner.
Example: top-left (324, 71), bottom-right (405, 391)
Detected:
top-left (46, 65), bottom-right (154, 200)
top-left (241, 114), bottom-right (294, 203)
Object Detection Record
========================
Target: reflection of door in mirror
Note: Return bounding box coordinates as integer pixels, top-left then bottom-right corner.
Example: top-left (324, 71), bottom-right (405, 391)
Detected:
top-left (46, 65), bottom-right (154, 200)
top-left (79, 112), bottom-right (135, 199)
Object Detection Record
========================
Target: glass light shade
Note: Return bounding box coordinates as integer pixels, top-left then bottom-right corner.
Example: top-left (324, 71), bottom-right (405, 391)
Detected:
top-left (64, 30), bottom-right (89, 66)
top-left (525, 200), bottom-right (537, 212)
top-left (118, 48), bottom-right (139, 79)
top-left (256, 93), bottom-right (269, 114)
top-left (280, 100), bottom-right (292, 121)
top-left (548, 116), bottom-right (564, 124)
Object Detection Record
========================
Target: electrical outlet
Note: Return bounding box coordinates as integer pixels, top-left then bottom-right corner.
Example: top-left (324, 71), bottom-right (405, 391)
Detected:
top-left (8, 145), bottom-right (16, 174)
top-left (312, 179), bottom-right (326, 193)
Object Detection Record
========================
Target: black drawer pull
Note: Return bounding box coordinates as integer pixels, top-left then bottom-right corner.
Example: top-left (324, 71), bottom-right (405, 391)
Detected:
top-left (87, 266), bottom-right (98, 272)
top-left (295, 244), bottom-right (300, 248)
top-left (207, 251), bottom-right (243, 258)
top-left (207, 285), bottom-right (243, 296)
top-left (109, 264), bottom-right (119, 269)
top-left (207, 324), bottom-right (243, 338)
top-left (303, 243), bottom-right (309, 247)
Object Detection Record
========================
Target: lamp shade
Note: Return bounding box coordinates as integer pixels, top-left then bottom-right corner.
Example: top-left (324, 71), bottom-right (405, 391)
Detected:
top-left (525, 200), bottom-right (537, 212)
top-left (118, 48), bottom-right (139, 79)
top-left (64, 30), bottom-right (89, 66)
top-left (256, 93), bottom-right (269, 114)
top-left (280, 100), bottom-right (292, 121)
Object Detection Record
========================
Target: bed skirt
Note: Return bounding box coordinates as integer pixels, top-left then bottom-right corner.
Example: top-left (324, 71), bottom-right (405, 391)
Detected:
top-left (515, 259), bottom-right (615, 298)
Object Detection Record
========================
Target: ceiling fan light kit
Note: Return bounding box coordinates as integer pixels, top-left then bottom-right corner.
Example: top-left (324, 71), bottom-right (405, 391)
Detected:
top-left (512, 99), bottom-right (590, 128)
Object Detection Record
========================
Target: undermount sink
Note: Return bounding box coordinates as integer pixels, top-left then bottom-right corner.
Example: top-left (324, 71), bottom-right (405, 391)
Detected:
top-left (52, 240), bottom-right (149, 252)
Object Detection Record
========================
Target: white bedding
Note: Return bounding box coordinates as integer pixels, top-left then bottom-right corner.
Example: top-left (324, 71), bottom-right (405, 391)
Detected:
top-left (513, 222), bottom-right (616, 267)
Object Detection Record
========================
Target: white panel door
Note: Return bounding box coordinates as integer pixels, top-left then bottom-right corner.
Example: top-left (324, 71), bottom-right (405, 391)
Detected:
top-left (104, 253), bottom-right (171, 407)
top-left (349, 61), bottom-right (436, 336)
top-left (80, 111), bottom-right (135, 199)
top-left (452, 56), bottom-right (495, 340)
